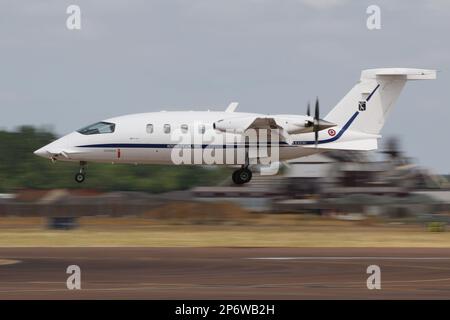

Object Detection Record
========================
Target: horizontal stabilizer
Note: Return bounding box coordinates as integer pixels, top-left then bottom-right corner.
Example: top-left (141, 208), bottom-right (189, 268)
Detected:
top-left (361, 68), bottom-right (436, 80)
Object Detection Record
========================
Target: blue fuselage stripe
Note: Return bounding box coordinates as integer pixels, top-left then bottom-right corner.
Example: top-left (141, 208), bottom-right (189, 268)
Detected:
top-left (76, 143), bottom-right (289, 149)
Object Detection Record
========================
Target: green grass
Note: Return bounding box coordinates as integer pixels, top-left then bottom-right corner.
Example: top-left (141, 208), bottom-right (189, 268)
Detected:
top-left (1, 217), bottom-right (449, 247)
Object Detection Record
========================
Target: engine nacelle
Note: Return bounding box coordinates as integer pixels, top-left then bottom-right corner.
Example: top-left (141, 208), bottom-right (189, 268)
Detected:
top-left (213, 117), bottom-right (256, 133)
top-left (212, 115), bottom-right (334, 135)
top-left (274, 116), bottom-right (312, 134)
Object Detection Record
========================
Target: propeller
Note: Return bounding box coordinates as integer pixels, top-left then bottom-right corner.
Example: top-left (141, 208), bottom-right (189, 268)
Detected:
top-left (313, 97), bottom-right (320, 146)
top-left (304, 98), bottom-right (336, 144)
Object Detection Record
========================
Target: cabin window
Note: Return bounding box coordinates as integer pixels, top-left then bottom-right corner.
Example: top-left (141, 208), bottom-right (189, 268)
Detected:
top-left (77, 121), bottom-right (115, 135)
top-left (199, 124), bottom-right (205, 134)
top-left (146, 124), bottom-right (153, 134)
top-left (181, 124), bottom-right (188, 133)
top-left (163, 124), bottom-right (171, 134)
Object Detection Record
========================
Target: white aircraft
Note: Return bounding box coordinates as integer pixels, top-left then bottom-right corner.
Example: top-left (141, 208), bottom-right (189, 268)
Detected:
top-left (34, 68), bottom-right (436, 184)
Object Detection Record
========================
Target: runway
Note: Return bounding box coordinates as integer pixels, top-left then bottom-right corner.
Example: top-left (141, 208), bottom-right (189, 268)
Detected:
top-left (1, 247), bottom-right (450, 299)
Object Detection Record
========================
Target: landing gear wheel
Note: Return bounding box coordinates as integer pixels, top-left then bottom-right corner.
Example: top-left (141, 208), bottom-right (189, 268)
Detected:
top-left (75, 161), bottom-right (87, 183)
top-left (75, 173), bottom-right (85, 183)
top-left (232, 168), bottom-right (252, 185)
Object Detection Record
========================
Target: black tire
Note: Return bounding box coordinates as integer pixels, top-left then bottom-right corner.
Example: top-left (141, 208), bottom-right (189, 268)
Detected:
top-left (232, 168), bottom-right (252, 185)
top-left (75, 173), bottom-right (85, 183)
top-left (232, 170), bottom-right (241, 184)
top-left (239, 168), bottom-right (252, 183)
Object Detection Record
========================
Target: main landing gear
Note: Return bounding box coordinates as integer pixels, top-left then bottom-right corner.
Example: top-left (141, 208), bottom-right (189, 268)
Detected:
top-left (232, 166), bottom-right (252, 185)
top-left (232, 149), bottom-right (253, 185)
top-left (75, 161), bottom-right (87, 183)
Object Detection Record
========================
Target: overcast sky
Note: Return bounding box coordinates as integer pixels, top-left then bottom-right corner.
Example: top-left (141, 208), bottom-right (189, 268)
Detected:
top-left (1, 0), bottom-right (449, 172)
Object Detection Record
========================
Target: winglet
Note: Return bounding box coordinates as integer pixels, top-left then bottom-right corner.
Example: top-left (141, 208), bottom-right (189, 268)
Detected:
top-left (225, 102), bottom-right (239, 113)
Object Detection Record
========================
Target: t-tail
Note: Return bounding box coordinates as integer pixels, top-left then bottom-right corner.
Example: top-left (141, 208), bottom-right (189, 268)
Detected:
top-left (320, 68), bottom-right (436, 150)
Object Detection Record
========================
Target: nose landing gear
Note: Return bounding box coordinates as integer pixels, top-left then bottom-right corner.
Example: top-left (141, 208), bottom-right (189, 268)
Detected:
top-left (75, 161), bottom-right (87, 183)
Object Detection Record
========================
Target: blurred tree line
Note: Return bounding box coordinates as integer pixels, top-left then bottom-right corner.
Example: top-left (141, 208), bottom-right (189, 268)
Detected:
top-left (0, 126), bottom-right (229, 193)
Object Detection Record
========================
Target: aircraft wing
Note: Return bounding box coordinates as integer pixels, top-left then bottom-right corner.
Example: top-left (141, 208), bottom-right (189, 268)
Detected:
top-left (244, 117), bottom-right (280, 130)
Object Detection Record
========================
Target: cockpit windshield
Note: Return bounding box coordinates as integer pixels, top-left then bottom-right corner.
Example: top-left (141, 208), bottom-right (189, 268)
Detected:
top-left (77, 121), bottom-right (116, 135)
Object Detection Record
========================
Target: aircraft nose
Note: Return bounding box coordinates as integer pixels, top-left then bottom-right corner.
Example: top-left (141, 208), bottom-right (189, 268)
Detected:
top-left (33, 147), bottom-right (49, 158)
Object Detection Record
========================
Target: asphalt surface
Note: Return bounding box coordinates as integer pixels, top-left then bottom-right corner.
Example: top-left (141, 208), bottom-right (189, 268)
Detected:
top-left (1, 247), bottom-right (450, 299)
